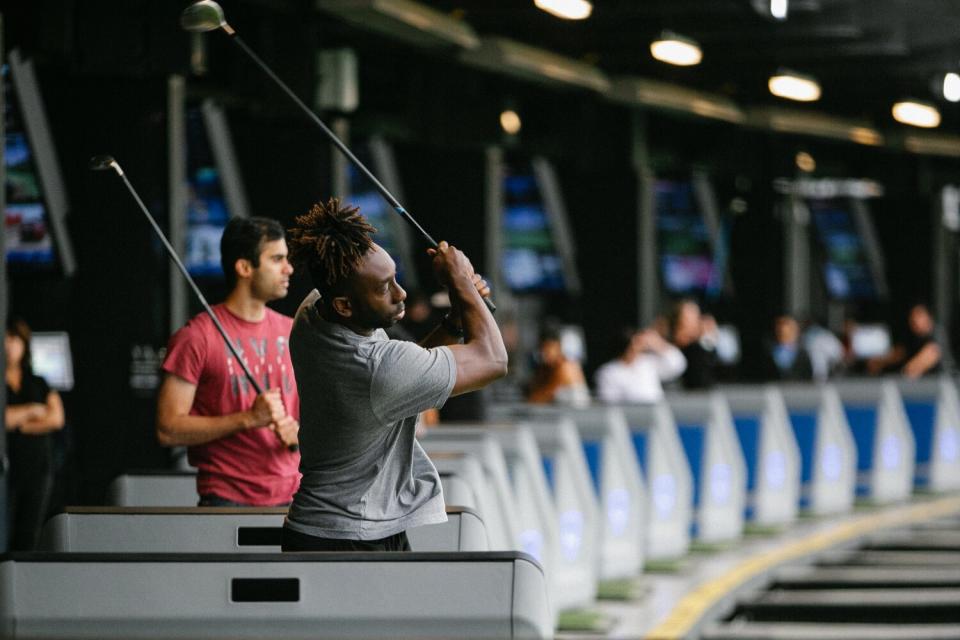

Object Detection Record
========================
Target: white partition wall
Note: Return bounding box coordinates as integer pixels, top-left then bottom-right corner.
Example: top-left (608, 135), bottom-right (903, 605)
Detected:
top-left (835, 380), bottom-right (916, 503)
top-left (463, 425), bottom-right (599, 611)
top-left (619, 403), bottom-right (694, 560)
top-left (490, 405), bottom-right (646, 580)
top-left (433, 452), bottom-right (512, 551)
top-left (780, 385), bottom-right (857, 515)
top-left (666, 392), bottom-right (747, 543)
top-left (423, 437), bottom-right (520, 552)
top-left (896, 377), bottom-right (960, 491)
top-left (721, 385), bottom-right (801, 527)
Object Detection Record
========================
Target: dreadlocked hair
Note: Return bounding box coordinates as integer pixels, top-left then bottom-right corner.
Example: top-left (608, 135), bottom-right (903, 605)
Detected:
top-left (288, 197), bottom-right (378, 297)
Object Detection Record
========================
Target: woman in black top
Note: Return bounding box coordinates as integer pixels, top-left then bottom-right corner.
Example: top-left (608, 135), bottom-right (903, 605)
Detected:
top-left (5, 318), bottom-right (64, 550)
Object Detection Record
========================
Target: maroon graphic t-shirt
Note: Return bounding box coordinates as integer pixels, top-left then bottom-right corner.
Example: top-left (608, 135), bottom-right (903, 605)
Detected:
top-left (162, 304), bottom-right (301, 505)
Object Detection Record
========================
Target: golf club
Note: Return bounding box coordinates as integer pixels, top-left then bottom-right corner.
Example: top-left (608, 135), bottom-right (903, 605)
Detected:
top-left (90, 155), bottom-right (298, 452)
top-left (181, 0), bottom-right (496, 312)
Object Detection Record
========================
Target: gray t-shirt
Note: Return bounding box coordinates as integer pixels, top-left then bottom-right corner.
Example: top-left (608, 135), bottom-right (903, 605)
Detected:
top-left (286, 290), bottom-right (456, 540)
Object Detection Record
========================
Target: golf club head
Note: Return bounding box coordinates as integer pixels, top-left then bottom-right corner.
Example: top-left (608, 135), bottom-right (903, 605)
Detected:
top-left (89, 155), bottom-right (122, 175)
top-left (181, 0), bottom-right (226, 33)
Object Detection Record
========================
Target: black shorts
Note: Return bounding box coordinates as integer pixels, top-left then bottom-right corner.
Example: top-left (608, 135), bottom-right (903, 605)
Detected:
top-left (281, 525), bottom-right (411, 552)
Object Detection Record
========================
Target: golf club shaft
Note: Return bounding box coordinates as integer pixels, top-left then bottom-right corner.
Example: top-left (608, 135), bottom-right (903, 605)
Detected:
top-left (225, 31), bottom-right (496, 313)
top-left (111, 168), bottom-right (297, 451)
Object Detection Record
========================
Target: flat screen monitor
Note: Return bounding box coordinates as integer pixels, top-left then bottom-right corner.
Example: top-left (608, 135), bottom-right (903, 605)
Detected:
top-left (3, 53), bottom-right (74, 273)
top-left (184, 104), bottom-right (231, 277)
top-left (30, 331), bottom-right (74, 391)
top-left (500, 157), bottom-right (579, 295)
top-left (347, 138), bottom-right (415, 287)
top-left (655, 179), bottom-right (723, 297)
top-left (808, 199), bottom-right (878, 301)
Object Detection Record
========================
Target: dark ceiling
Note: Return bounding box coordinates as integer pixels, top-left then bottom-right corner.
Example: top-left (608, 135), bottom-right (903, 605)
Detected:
top-left (419, 0), bottom-right (960, 128)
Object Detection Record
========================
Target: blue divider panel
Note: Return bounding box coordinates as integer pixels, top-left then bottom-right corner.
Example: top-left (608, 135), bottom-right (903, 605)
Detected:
top-left (844, 405), bottom-right (877, 473)
top-left (732, 415), bottom-right (762, 491)
top-left (677, 422), bottom-right (705, 508)
top-left (541, 456), bottom-right (556, 494)
top-left (631, 431), bottom-right (649, 473)
top-left (904, 400), bottom-right (936, 467)
top-left (581, 440), bottom-right (603, 494)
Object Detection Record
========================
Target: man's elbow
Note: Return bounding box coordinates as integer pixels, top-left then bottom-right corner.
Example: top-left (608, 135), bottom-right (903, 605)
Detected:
top-left (156, 417), bottom-right (179, 447)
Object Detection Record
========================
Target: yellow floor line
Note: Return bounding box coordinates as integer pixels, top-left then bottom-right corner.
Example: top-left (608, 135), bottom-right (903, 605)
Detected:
top-left (643, 494), bottom-right (960, 640)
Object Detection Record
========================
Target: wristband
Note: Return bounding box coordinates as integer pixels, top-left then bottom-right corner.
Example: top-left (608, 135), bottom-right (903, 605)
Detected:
top-left (441, 313), bottom-right (464, 338)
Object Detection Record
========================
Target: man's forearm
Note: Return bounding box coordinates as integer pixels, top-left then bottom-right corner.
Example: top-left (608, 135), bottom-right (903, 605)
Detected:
top-left (157, 411), bottom-right (257, 446)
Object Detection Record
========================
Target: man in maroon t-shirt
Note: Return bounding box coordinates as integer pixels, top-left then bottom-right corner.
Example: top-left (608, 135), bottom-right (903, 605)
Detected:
top-left (157, 217), bottom-right (301, 506)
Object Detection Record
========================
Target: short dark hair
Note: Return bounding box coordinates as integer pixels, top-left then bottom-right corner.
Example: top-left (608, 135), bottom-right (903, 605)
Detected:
top-left (220, 217), bottom-right (285, 287)
top-left (287, 198), bottom-right (377, 299)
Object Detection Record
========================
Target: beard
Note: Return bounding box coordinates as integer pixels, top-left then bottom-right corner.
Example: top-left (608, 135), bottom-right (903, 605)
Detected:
top-left (353, 301), bottom-right (404, 330)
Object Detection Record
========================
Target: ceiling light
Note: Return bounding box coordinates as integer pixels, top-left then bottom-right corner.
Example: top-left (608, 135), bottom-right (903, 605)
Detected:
top-left (893, 100), bottom-right (941, 128)
top-left (534, 0), bottom-right (592, 20)
top-left (768, 71), bottom-right (821, 102)
top-left (500, 109), bottom-right (522, 135)
top-left (795, 151), bottom-right (815, 173)
top-left (770, 0), bottom-right (788, 19)
top-left (944, 73), bottom-right (960, 103)
top-left (650, 32), bottom-right (702, 67)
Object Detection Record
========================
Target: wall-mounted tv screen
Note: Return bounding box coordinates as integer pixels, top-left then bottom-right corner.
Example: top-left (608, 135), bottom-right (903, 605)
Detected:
top-left (347, 138), bottom-right (415, 287)
top-left (500, 157), bottom-right (578, 295)
top-left (808, 199), bottom-right (879, 301)
top-left (2, 60), bottom-right (57, 271)
top-left (655, 179), bottom-right (722, 297)
top-left (184, 104), bottom-right (231, 277)
top-left (31, 331), bottom-right (74, 391)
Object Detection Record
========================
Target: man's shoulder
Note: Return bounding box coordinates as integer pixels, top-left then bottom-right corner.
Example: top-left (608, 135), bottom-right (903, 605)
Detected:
top-left (264, 306), bottom-right (294, 331)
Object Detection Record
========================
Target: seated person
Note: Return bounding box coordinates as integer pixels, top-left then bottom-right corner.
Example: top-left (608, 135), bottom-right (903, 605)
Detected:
top-left (762, 314), bottom-right (814, 381)
top-left (670, 300), bottom-right (719, 390)
top-left (868, 303), bottom-right (942, 378)
top-left (595, 325), bottom-right (686, 403)
top-left (525, 327), bottom-right (589, 407)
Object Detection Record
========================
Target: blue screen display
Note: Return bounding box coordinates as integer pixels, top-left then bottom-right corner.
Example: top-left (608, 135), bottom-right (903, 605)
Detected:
top-left (185, 106), bottom-right (230, 277)
top-left (348, 145), bottom-right (409, 285)
top-left (655, 180), bottom-right (721, 296)
top-left (501, 166), bottom-right (565, 293)
top-left (4, 65), bottom-right (55, 268)
top-left (809, 200), bottom-right (877, 301)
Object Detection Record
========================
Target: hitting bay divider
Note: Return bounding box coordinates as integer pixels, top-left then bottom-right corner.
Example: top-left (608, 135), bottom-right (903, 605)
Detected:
top-left (896, 377), bottom-right (960, 492)
top-left (0, 551), bottom-right (552, 639)
top-left (834, 380), bottom-right (916, 503)
top-left (38, 506), bottom-right (487, 553)
top-left (618, 402), bottom-right (693, 561)
top-left (422, 426), bottom-right (591, 619)
top-left (433, 452), bottom-right (511, 551)
top-left (507, 417), bottom-right (603, 584)
top-left (779, 385), bottom-right (857, 515)
top-left (666, 391), bottom-right (747, 543)
top-left (490, 404), bottom-right (647, 582)
top-left (721, 385), bottom-right (801, 527)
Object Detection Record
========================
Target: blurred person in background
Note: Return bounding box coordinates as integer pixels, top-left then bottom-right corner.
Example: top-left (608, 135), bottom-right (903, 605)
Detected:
top-left (762, 314), bottom-right (814, 381)
top-left (595, 325), bottom-right (686, 404)
top-left (526, 325), bottom-right (589, 407)
top-left (5, 317), bottom-right (65, 550)
top-left (671, 299), bottom-right (719, 390)
top-left (867, 303), bottom-right (941, 378)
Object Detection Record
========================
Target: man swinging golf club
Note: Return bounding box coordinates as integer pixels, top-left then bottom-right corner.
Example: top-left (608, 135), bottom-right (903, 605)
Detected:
top-left (281, 198), bottom-right (507, 552)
